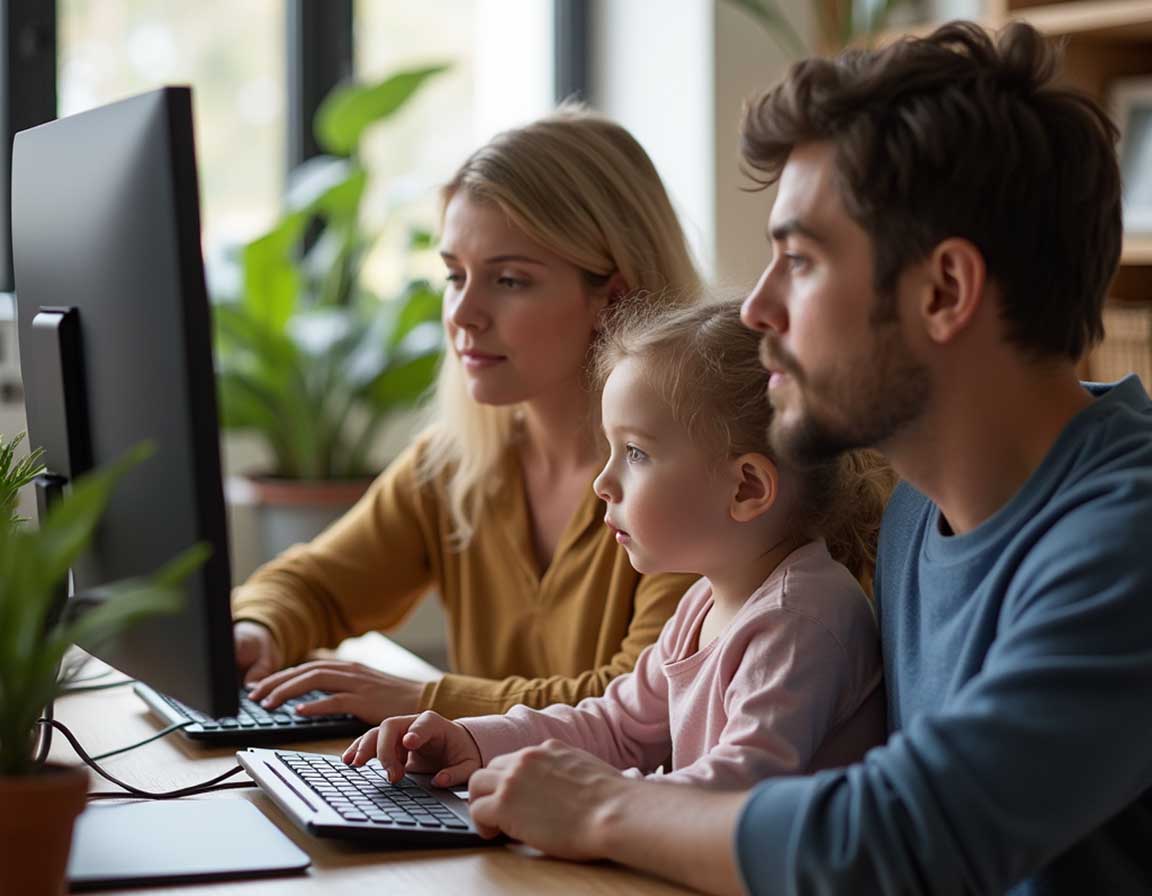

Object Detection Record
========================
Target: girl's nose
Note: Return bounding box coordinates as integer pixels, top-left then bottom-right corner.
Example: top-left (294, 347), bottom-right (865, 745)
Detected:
top-left (593, 464), bottom-right (619, 503)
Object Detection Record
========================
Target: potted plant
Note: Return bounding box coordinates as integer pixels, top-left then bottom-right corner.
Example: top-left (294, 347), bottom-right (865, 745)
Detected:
top-left (214, 65), bottom-right (447, 559)
top-left (0, 435), bottom-right (207, 895)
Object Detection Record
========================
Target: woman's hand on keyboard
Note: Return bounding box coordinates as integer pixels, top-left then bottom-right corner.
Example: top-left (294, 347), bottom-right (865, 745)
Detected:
top-left (234, 621), bottom-right (284, 686)
top-left (246, 660), bottom-right (424, 722)
top-left (343, 711), bottom-right (483, 787)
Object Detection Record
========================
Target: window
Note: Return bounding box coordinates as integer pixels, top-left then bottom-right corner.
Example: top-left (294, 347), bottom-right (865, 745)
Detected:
top-left (58, 0), bottom-right (286, 285)
top-left (353, 0), bottom-right (555, 294)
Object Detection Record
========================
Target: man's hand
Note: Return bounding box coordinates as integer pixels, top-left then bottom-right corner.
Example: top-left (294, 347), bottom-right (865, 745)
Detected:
top-left (234, 621), bottom-right (283, 685)
top-left (468, 740), bottom-right (625, 861)
top-left (245, 659), bottom-right (427, 723)
top-left (467, 740), bottom-right (747, 894)
top-left (343, 710), bottom-right (483, 785)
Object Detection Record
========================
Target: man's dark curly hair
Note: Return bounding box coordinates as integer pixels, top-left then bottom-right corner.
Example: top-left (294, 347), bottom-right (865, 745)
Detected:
top-left (741, 21), bottom-right (1121, 362)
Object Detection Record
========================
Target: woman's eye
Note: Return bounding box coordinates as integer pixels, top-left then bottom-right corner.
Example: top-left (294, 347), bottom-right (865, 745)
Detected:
top-left (497, 276), bottom-right (527, 289)
top-left (784, 253), bottom-right (809, 273)
top-left (444, 272), bottom-right (464, 285)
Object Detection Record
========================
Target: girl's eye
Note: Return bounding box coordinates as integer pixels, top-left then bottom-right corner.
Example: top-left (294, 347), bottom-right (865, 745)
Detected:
top-left (625, 444), bottom-right (647, 463)
top-left (444, 272), bottom-right (464, 285)
top-left (497, 275), bottom-right (527, 289)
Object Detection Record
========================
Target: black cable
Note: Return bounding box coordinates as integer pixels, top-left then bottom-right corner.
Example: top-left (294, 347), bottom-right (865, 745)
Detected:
top-left (40, 718), bottom-right (255, 800)
top-left (90, 721), bottom-right (193, 761)
top-left (85, 782), bottom-right (257, 800)
top-left (32, 701), bottom-right (53, 767)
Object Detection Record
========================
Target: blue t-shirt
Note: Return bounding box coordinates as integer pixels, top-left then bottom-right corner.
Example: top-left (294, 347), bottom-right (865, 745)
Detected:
top-left (736, 377), bottom-right (1152, 894)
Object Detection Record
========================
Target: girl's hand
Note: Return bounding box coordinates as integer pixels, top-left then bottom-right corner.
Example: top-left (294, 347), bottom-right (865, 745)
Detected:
top-left (246, 660), bottom-right (428, 723)
top-left (342, 710), bottom-right (483, 787)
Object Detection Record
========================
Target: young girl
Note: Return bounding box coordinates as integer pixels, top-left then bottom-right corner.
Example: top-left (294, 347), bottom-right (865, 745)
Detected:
top-left (343, 300), bottom-right (891, 789)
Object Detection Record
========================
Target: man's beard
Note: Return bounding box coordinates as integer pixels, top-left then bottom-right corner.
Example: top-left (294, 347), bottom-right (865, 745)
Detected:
top-left (759, 323), bottom-right (930, 466)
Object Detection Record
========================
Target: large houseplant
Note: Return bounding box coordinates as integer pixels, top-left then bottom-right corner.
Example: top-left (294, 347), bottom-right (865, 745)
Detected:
top-left (214, 65), bottom-right (447, 558)
top-left (0, 434), bottom-right (207, 895)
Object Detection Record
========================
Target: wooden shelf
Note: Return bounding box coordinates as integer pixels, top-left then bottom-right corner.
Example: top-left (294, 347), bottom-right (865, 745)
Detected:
top-left (1122, 234), bottom-right (1152, 264)
top-left (1006, 1), bottom-right (1152, 40)
top-left (873, 2), bottom-right (1152, 47)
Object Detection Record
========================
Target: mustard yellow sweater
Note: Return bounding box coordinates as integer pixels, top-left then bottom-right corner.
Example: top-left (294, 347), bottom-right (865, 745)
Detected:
top-left (231, 433), bottom-right (696, 718)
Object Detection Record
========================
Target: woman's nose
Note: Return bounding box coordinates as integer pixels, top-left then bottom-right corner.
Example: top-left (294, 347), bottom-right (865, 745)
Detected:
top-left (447, 280), bottom-right (488, 331)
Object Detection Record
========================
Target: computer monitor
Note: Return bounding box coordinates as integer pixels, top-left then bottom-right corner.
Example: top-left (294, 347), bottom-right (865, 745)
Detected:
top-left (12, 86), bottom-right (238, 718)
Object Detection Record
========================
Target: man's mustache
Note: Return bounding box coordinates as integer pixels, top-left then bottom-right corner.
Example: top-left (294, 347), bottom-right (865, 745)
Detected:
top-left (758, 332), bottom-right (802, 381)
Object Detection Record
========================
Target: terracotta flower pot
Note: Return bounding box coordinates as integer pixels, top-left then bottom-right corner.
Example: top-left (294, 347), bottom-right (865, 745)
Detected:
top-left (246, 476), bottom-right (373, 560)
top-left (0, 763), bottom-right (88, 895)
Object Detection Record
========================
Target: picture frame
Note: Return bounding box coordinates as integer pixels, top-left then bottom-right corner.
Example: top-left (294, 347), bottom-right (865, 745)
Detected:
top-left (1110, 76), bottom-right (1152, 234)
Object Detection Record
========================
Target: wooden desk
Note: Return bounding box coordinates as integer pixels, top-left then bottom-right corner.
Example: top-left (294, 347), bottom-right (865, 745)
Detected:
top-left (49, 637), bottom-right (694, 895)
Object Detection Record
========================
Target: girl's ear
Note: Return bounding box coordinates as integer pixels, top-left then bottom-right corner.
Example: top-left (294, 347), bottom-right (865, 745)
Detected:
top-left (729, 453), bottom-right (778, 523)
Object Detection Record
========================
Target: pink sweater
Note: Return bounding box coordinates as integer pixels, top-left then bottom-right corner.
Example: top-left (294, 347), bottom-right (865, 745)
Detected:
top-left (459, 541), bottom-right (886, 790)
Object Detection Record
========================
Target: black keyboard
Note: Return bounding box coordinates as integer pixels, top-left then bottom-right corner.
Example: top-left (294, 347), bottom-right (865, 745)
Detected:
top-left (134, 683), bottom-right (369, 745)
top-left (237, 748), bottom-right (490, 847)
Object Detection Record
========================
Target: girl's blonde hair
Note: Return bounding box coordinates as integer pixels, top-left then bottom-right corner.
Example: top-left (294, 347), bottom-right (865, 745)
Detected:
top-left (593, 299), bottom-right (895, 591)
top-left (418, 105), bottom-right (701, 548)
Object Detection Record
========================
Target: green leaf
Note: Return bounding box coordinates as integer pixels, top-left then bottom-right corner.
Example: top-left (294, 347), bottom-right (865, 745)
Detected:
top-left (315, 65), bottom-right (450, 156)
top-left (390, 281), bottom-right (443, 347)
top-left (0, 449), bottom-right (207, 775)
top-left (242, 211), bottom-right (310, 331)
top-left (366, 342), bottom-right (442, 409)
top-left (31, 444), bottom-right (155, 603)
top-left (408, 228), bottom-right (435, 251)
top-left (284, 155), bottom-right (358, 213)
top-left (59, 543), bottom-right (207, 654)
top-left (0, 432), bottom-right (44, 525)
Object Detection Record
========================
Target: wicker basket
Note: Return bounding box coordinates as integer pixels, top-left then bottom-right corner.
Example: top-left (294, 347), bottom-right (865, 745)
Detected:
top-left (1092, 302), bottom-right (1152, 386)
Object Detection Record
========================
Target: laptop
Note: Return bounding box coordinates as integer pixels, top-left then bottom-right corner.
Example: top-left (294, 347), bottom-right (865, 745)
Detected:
top-left (238, 747), bottom-right (495, 847)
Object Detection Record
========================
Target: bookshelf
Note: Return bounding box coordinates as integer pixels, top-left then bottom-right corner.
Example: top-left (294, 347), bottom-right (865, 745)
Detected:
top-left (867, 0), bottom-right (1152, 379)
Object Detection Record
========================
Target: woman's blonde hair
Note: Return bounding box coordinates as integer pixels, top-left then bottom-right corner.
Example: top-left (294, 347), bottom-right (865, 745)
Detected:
top-left (418, 105), bottom-right (700, 548)
top-left (593, 299), bottom-right (895, 592)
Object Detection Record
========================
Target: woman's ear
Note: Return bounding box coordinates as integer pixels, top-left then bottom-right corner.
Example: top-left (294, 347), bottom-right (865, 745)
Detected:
top-left (729, 453), bottom-right (778, 523)
top-left (593, 271), bottom-right (630, 329)
top-left (605, 271), bottom-right (629, 304)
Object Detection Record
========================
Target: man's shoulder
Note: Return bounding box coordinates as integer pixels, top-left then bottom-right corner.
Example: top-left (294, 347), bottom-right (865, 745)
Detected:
top-left (877, 481), bottom-right (933, 555)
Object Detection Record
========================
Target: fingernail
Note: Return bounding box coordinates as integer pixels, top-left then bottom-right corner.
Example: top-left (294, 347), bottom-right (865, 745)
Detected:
top-left (261, 698), bottom-right (272, 707)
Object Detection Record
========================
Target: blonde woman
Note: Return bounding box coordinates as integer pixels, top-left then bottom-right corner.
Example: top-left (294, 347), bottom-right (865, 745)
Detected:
top-left (236, 107), bottom-right (701, 723)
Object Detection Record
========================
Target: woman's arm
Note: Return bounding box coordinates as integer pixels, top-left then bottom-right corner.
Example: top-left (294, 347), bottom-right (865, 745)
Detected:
top-left (231, 436), bottom-right (439, 664)
top-left (420, 570), bottom-right (694, 716)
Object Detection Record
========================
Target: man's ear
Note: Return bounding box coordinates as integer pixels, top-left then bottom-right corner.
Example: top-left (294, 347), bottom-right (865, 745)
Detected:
top-left (918, 237), bottom-right (986, 345)
top-left (729, 453), bottom-right (778, 523)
